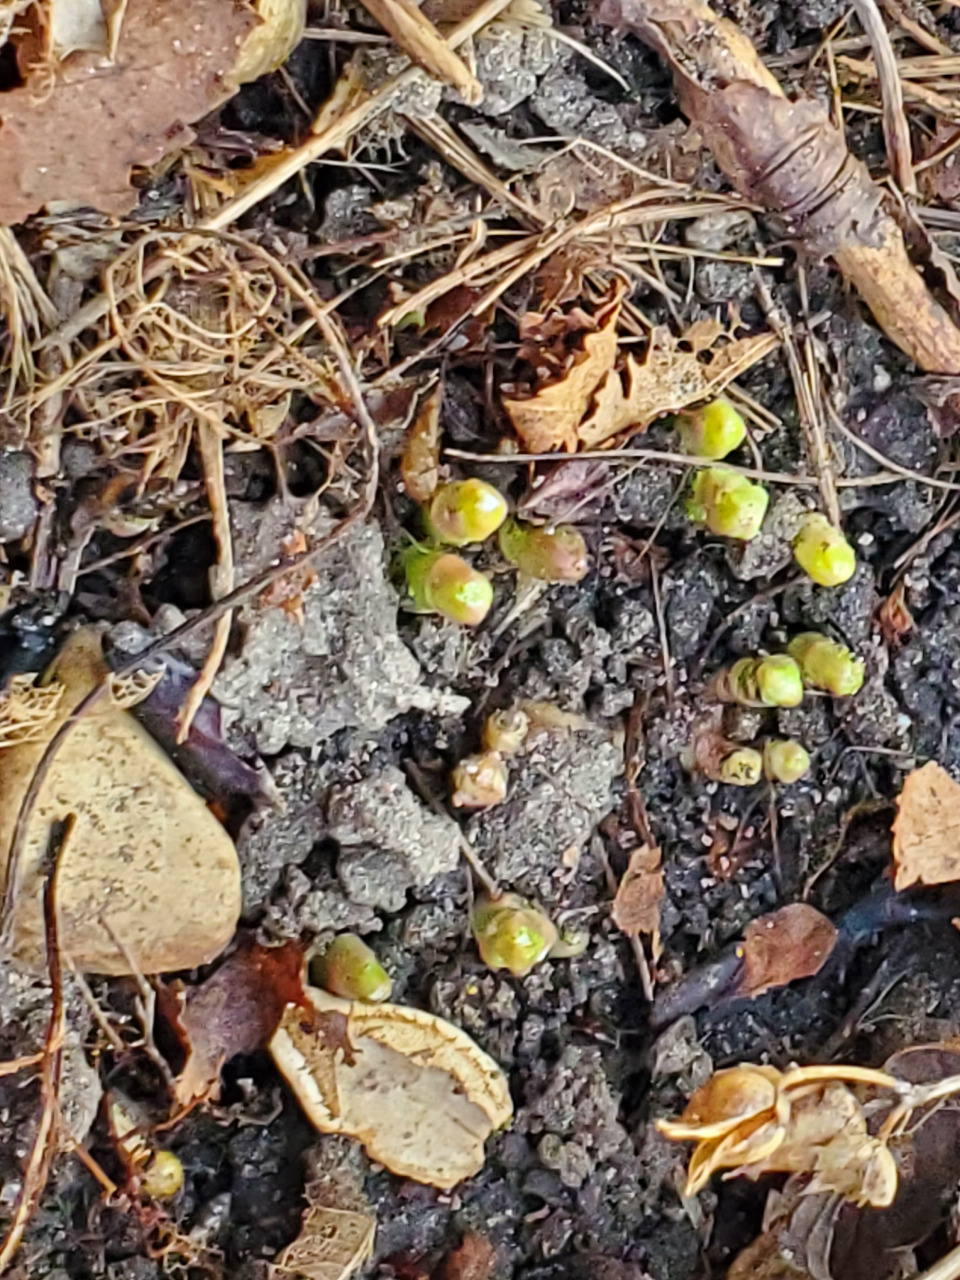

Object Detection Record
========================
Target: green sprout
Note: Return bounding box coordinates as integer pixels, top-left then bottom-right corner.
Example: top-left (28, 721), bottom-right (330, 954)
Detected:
top-left (498, 518), bottom-right (588, 583)
top-left (549, 920), bottom-right (590, 959)
top-left (427, 479), bottom-right (508, 546)
top-left (677, 397), bottom-right (747, 460)
top-left (687, 468), bottom-right (769, 540)
top-left (311, 934), bottom-right (393, 1003)
top-left (719, 747), bottom-right (764, 786)
top-left (140, 1150), bottom-right (185, 1200)
top-left (716, 654), bottom-right (804, 708)
top-left (763, 738), bottom-right (811, 784)
top-left (403, 546), bottom-right (493, 626)
top-left (787, 632), bottom-right (865, 697)
top-left (472, 892), bottom-right (558, 977)
top-left (482, 707), bottom-right (530, 755)
top-left (792, 513), bottom-right (857, 587)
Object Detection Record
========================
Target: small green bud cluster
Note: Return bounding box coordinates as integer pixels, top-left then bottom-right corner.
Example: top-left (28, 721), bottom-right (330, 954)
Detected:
top-left (687, 468), bottom-right (769, 540)
top-left (472, 893), bottom-right (558, 976)
top-left (715, 654), bottom-right (804, 708)
top-left (792, 514), bottom-right (857, 587)
top-left (787, 632), bottom-right (865, 696)
top-left (677, 397), bottom-right (747, 460)
top-left (498, 518), bottom-right (588, 583)
top-left (311, 934), bottom-right (393, 1003)
top-left (762, 739), bottom-right (811, 784)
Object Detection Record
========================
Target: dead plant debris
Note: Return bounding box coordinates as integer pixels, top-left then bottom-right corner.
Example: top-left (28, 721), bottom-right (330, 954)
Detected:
top-left (738, 904), bottom-right (838, 999)
top-left (892, 761), bottom-right (960, 890)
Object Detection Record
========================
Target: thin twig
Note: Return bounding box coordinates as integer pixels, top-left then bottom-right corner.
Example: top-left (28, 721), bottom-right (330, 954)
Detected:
top-left (403, 759), bottom-right (501, 898)
top-left (850, 0), bottom-right (916, 194)
top-left (917, 1241), bottom-right (960, 1280)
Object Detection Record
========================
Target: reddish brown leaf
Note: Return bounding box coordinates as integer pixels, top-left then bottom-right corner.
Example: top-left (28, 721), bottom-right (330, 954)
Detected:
top-left (401, 385), bottom-right (443, 503)
top-left (0, 0), bottom-right (255, 225)
top-left (612, 843), bottom-right (664, 949)
top-left (892, 761), bottom-right (960, 891)
top-left (434, 1235), bottom-right (497, 1280)
top-left (878, 582), bottom-right (914, 650)
top-left (737, 904), bottom-right (838, 999)
top-left (165, 936), bottom-right (307, 1106)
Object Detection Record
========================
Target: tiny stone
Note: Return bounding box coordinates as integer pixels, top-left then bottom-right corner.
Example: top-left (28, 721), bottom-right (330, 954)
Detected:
top-left (0, 452), bottom-right (37, 542)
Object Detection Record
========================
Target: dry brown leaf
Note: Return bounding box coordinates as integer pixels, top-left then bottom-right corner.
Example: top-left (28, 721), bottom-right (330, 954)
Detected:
top-left (400, 384), bottom-right (443, 503)
top-left (164, 937), bottom-right (308, 1107)
top-left (434, 1235), bottom-right (498, 1280)
top-left (270, 986), bottom-right (513, 1189)
top-left (878, 581), bottom-right (914, 649)
top-left (892, 761), bottom-right (960, 890)
top-left (578, 319), bottom-right (778, 449)
top-left (271, 1203), bottom-right (375, 1280)
top-left (502, 299), bottom-right (621, 452)
top-left (611, 843), bottom-right (663, 952)
top-left (738, 904), bottom-right (838, 999)
top-left (0, 0), bottom-right (257, 225)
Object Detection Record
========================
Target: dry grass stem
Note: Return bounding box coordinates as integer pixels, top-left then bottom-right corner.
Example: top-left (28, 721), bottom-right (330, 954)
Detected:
top-left (849, 0), bottom-right (915, 193)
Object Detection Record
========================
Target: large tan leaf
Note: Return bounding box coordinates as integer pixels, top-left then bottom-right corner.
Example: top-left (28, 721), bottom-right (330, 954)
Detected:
top-left (270, 986), bottom-right (512, 1189)
top-left (892, 761), bottom-right (960, 890)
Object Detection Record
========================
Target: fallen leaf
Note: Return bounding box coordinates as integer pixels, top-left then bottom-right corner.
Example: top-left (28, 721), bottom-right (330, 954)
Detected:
top-left (0, 0), bottom-right (257, 225)
top-left (578, 317), bottom-right (778, 449)
top-left (434, 1235), bottom-right (497, 1280)
top-left (892, 761), bottom-right (960, 890)
top-left (270, 985), bottom-right (513, 1189)
top-left (165, 936), bottom-right (307, 1106)
top-left (271, 1203), bottom-right (375, 1280)
top-left (877, 581), bottom-right (914, 649)
top-left (0, 627), bottom-right (241, 976)
top-left (738, 904), bottom-right (838, 999)
top-left (502, 296), bottom-right (621, 452)
top-left (611, 843), bottom-right (663, 954)
top-left (401, 385), bottom-right (443, 503)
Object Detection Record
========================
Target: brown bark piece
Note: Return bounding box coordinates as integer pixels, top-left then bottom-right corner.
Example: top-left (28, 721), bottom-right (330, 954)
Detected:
top-left (0, 0), bottom-right (255, 226)
top-left (598, 0), bottom-right (960, 375)
top-left (892, 761), bottom-right (960, 890)
top-left (738, 903), bottom-right (838, 998)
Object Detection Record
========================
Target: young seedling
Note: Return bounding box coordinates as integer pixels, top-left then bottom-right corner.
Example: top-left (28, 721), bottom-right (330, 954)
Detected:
top-left (311, 934), bottom-right (393, 1003)
top-left (498, 518), bottom-right (588, 583)
top-left (140, 1150), bottom-right (185, 1200)
top-left (792, 513), bottom-right (856, 587)
top-left (715, 655), bottom-right (804, 708)
top-left (719, 748), bottom-right (764, 786)
top-left (549, 920), bottom-right (590, 959)
top-left (763, 739), bottom-right (811, 784)
top-left (403, 546), bottom-right (493, 626)
top-left (472, 893), bottom-right (558, 977)
top-left (687, 468), bottom-right (769, 540)
top-left (677, 397), bottom-right (747, 460)
top-left (787, 633), bottom-right (865, 696)
top-left (451, 750), bottom-right (509, 809)
top-left (427, 478), bottom-right (508, 546)
top-left (482, 707), bottom-right (530, 755)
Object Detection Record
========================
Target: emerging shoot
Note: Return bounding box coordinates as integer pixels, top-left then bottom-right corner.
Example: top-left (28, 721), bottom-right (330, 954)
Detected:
top-left (792, 514), bottom-right (856, 587)
top-left (498, 518), bottom-right (589, 583)
top-left (763, 739), bottom-right (811, 784)
top-left (715, 655), bottom-right (804, 708)
top-left (482, 707), bottom-right (530, 756)
top-left (403, 547), bottom-right (493, 626)
top-left (140, 1150), bottom-right (185, 1200)
top-left (472, 893), bottom-right (558, 977)
top-left (311, 934), bottom-right (393, 1003)
top-left (687, 468), bottom-right (769, 540)
top-left (677, 397), bottom-right (747, 460)
top-left (719, 748), bottom-right (764, 787)
top-left (451, 750), bottom-right (509, 809)
top-left (427, 478), bottom-right (508, 546)
top-left (787, 633), bottom-right (865, 697)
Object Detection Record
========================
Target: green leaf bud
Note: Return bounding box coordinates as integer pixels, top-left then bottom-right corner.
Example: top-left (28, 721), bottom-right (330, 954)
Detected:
top-left (403, 547), bottom-right (493, 626)
top-left (482, 707), bottom-right (530, 755)
top-left (719, 748), bottom-right (763, 786)
top-left (311, 934), bottom-right (393, 1003)
top-left (792, 514), bottom-right (856, 587)
top-left (763, 739), bottom-right (811, 784)
top-left (427, 479), bottom-right (508, 546)
top-left (472, 892), bottom-right (558, 977)
top-left (787, 632), bottom-right (865, 697)
top-left (498, 518), bottom-right (588, 583)
top-left (141, 1150), bottom-right (184, 1200)
top-left (677, 397), bottom-right (747, 460)
top-left (716, 654), bottom-right (803, 708)
top-left (548, 920), bottom-right (590, 959)
top-left (687, 468), bottom-right (769, 540)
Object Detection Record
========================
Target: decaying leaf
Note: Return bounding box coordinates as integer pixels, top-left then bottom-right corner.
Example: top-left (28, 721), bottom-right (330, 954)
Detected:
top-left (270, 986), bottom-right (513, 1189)
top-left (0, 627), bottom-right (241, 975)
top-left (164, 937), bottom-right (307, 1107)
top-left (599, 0), bottom-right (960, 376)
top-left (0, 674), bottom-right (64, 748)
top-left (892, 761), bottom-right (960, 890)
top-left (401, 385), bottom-right (443, 503)
top-left (877, 582), bottom-right (914, 649)
top-left (738, 904), bottom-right (838, 999)
top-left (611, 843), bottom-right (663, 954)
top-left (578, 318), bottom-right (778, 449)
top-left (0, 0), bottom-right (257, 225)
top-left (659, 1062), bottom-right (900, 1207)
top-left (434, 1235), bottom-right (497, 1280)
top-left (271, 1203), bottom-right (375, 1280)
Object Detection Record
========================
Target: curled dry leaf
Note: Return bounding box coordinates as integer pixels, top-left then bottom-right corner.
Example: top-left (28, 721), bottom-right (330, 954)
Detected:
top-left (270, 986), bottom-right (513, 1189)
top-left (659, 1062), bottom-right (900, 1207)
top-left (0, 0), bottom-right (257, 225)
top-left (892, 761), bottom-right (960, 890)
top-left (738, 904), bottom-right (838, 999)
top-left (271, 1203), bottom-right (375, 1280)
top-left (611, 843), bottom-right (664, 956)
top-left (163, 937), bottom-right (307, 1107)
top-left (401, 385), bottom-right (443, 503)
